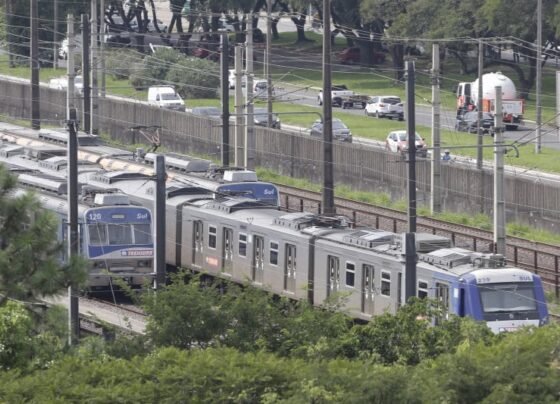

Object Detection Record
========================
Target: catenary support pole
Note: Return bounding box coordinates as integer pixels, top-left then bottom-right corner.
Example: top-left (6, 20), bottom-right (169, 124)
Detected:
top-left (67, 14), bottom-right (76, 114)
top-left (30, 0), bottom-right (40, 129)
top-left (220, 34), bottom-right (230, 166)
top-left (430, 43), bottom-right (441, 214)
top-left (234, 46), bottom-right (244, 166)
top-left (67, 106), bottom-right (80, 345)
top-left (81, 14), bottom-right (91, 133)
top-left (404, 232), bottom-right (416, 304)
top-left (535, 0), bottom-right (542, 154)
top-left (321, 0), bottom-right (335, 216)
top-left (406, 60), bottom-right (417, 233)
top-left (477, 40), bottom-right (483, 170)
top-left (53, 0), bottom-right (58, 69)
top-left (154, 155), bottom-right (166, 290)
top-left (493, 86), bottom-right (506, 255)
top-left (90, 0), bottom-right (99, 135)
top-left (266, 0), bottom-right (273, 127)
top-left (245, 15), bottom-right (255, 170)
top-left (100, 0), bottom-right (106, 98)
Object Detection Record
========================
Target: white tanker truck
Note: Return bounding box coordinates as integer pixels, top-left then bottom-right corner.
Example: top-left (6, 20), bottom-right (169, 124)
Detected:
top-left (456, 72), bottom-right (524, 130)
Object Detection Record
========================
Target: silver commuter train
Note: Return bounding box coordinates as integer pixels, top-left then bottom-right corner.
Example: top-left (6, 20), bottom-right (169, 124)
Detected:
top-left (8, 168), bottom-right (155, 290)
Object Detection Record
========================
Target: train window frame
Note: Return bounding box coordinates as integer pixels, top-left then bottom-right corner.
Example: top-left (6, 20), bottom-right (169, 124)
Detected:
top-left (345, 261), bottom-right (356, 288)
top-left (418, 280), bottom-right (429, 299)
top-left (238, 233), bottom-right (247, 257)
top-left (269, 241), bottom-right (279, 266)
top-left (88, 223), bottom-right (108, 246)
top-left (208, 225), bottom-right (217, 249)
top-left (381, 271), bottom-right (391, 297)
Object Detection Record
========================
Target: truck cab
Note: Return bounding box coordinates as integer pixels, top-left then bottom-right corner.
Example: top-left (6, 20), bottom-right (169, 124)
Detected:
top-left (147, 86), bottom-right (185, 111)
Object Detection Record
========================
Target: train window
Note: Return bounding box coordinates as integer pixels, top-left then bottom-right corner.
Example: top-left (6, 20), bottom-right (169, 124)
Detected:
top-left (418, 280), bottom-right (429, 299)
top-left (239, 233), bottom-right (247, 257)
top-left (345, 262), bottom-right (355, 287)
top-left (108, 224), bottom-right (133, 245)
top-left (88, 223), bottom-right (107, 245)
top-left (133, 223), bottom-right (152, 244)
top-left (208, 225), bottom-right (217, 249)
top-left (381, 271), bottom-right (391, 296)
top-left (269, 241), bottom-right (278, 265)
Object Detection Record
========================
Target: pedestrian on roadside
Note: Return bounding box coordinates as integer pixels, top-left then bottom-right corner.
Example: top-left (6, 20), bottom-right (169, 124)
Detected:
top-left (442, 150), bottom-right (451, 161)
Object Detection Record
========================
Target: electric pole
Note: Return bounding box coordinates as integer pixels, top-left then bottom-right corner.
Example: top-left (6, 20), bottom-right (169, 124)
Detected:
top-left (477, 39), bottom-right (484, 170)
top-left (245, 15), bottom-right (255, 170)
top-left (266, 0), bottom-right (273, 127)
top-left (30, 0), bottom-right (40, 129)
top-left (100, 0), bottom-right (106, 97)
top-left (81, 14), bottom-right (91, 133)
top-left (234, 45), bottom-right (244, 166)
top-left (154, 154), bottom-right (166, 289)
top-left (90, 0), bottom-right (99, 135)
top-left (430, 43), bottom-right (441, 214)
top-left (67, 15), bottom-right (76, 115)
top-left (493, 86), bottom-right (506, 255)
top-left (321, 0), bottom-right (335, 216)
top-left (220, 34), bottom-right (230, 167)
top-left (535, 0), bottom-right (542, 154)
top-left (53, 0), bottom-right (58, 69)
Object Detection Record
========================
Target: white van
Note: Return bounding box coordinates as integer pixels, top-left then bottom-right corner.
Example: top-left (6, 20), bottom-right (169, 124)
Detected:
top-left (147, 86), bottom-right (185, 111)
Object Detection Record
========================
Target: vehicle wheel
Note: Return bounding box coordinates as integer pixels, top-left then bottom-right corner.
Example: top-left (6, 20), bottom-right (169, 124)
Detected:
top-left (505, 124), bottom-right (517, 131)
top-left (361, 103), bottom-right (366, 109)
top-left (375, 111), bottom-right (380, 118)
top-left (342, 103), bottom-right (347, 109)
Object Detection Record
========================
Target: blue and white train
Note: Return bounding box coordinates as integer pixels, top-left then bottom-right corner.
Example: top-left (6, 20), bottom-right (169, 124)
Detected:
top-left (11, 169), bottom-right (154, 290)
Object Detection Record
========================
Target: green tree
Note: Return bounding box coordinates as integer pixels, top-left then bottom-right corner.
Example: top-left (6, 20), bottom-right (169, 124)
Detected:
top-left (0, 166), bottom-right (87, 305)
top-left (166, 56), bottom-right (220, 98)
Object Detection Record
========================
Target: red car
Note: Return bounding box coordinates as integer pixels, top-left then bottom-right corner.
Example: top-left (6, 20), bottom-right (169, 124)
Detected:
top-left (337, 47), bottom-right (386, 65)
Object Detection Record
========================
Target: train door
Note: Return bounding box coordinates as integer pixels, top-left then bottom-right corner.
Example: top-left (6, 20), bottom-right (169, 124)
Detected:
top-left (284, 243), bottom-right (296, 293)
top-left (435, 282), bottom-right (450, 325)
top-left (192, 220), bottom-right (204, 267)
top-left (252, 235), bottom-right (264, 283)
top-left (327, 255), bottom-right (340, 297)
top-left (361, 264), bottom-right (375, 315)
top-left (222, 227), bottom-right (233, 275)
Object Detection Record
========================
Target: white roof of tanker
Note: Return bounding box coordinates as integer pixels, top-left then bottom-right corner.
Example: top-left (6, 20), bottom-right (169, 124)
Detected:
top-left (472, 72), bottom-right (517, 100)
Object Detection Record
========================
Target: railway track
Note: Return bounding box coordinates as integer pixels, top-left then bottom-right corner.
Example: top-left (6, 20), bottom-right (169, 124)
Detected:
top-left (278, 184), bottom-right (560, 297)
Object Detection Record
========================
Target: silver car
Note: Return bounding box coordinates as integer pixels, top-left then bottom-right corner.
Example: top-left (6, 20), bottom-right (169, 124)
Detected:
top-left (310, 118), bottom-right (352, 143)
top-left (365, 96), bottom-right (404, 120)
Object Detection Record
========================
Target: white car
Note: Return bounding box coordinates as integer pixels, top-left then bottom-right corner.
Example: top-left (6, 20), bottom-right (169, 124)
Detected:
top-left (385, 130), bottom-right (427, 157)
top-left (228, 69), bottom-right (246, 89)
top-left (365, 95), bottom-right (404, 120)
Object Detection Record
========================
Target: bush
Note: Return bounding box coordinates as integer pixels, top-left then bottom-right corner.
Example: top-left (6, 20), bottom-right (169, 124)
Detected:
top-left (104, 49), bottom-right (142, 80)
top-left (129, 48), bottom-right (182, 90)
top-left (166, 57), bottom-right (220, 99)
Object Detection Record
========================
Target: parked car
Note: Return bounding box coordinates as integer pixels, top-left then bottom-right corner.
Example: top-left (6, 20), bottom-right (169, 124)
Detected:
top-left (337, 47), bottom-right (386, 65)
top-left (191, 106), bottom-right (221, 120)
top-left (365, 96), bottom-right (404, 120)
top-left (310, 118), bottom-right (352, 143)
top-left (385, 130), bottom-right (427, 157)
top-left (455, 111), bottom-right (494, 134)
top-left (253, 108), bottom-right (281, 129)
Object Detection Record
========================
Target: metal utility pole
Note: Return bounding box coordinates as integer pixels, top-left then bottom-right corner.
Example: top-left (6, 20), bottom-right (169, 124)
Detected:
top-left (53, 0), bottom-right (58, 69)
top-left (30, 0), bottom-right (40, 129)
top-left (557, 71), bottom-right (560, 141)
top-left (67, 15), bottom-right (76, 114)
top-left (100, 0), bottom-right (106, 97)
top-left (266, 0), bottom-right (273, 127)
top-left (220, 34), bottom-right (230, 167)
top-left (535, 0), bottom-right (542, 154)
top-left (234, 46), bottom-right (244, 166)
top-left (67, 106), bottom-right (80, 345)
top-left (81, 14), bottom-right (91, 133)
top-left (493, 87), bottom-right (506, 255)
top-left (406, 60), bottom-right (417, 233)
top-left (321, 0), bottom-right (335, 216)
top-left (90, 0), bottom-right (99, 135)
top-left (403, 232), bottom-right (416, 304)
top-left (477, 39), bottom-right (484, 170)
top-left (154, 155), bottom-right (166, 290)
top-left (245, 16), bottom-right (255, 170)
top-left (430, 43), bottom-right (441, 214)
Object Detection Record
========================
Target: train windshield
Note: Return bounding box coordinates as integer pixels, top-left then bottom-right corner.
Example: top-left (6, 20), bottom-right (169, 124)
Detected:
top-left (479, 282), bottom-right (537, 315)
top-left (88, 223), bottom-right (153, 245)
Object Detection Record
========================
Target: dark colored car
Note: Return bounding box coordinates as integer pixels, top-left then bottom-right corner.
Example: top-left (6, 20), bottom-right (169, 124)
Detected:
top-left (455, 111), bottom-right (494, 134)
top-left (253, 108), bottom-right (281, 129)
top-left (192, 106), bottom-right (221, 120)
top-left (310, 118), bottom-right (352, 143)
top-left (337, 47), bottom-right (386, 65)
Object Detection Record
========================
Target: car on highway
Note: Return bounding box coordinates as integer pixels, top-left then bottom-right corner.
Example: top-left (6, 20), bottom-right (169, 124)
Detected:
top-left (310, 118), bottom-right (352, 143)
top-left (253, 108), bottom-right (281, 129)
top-left (365, 96), bottom-right (404, 120)
top-left (228, 69), bottom-right (246, 89)
top-left (191, 106), bottom-right (221, 120)
top-left (385, 130), bottom-right (427, 157)
top-left (455, 111), bottom-right (494, 134)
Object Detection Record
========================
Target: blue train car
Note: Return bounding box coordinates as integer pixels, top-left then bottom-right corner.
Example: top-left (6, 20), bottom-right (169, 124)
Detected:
top-left (14, 172), bottom-right (154, 290)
